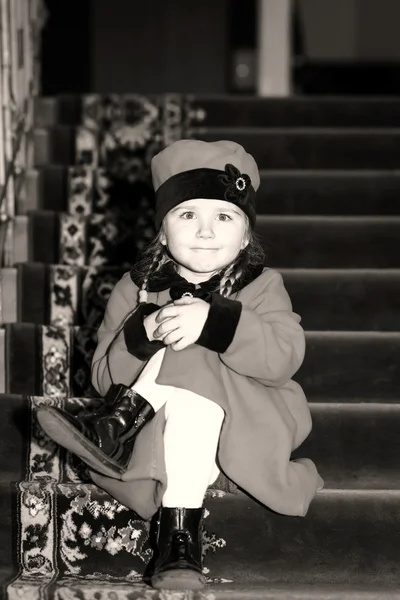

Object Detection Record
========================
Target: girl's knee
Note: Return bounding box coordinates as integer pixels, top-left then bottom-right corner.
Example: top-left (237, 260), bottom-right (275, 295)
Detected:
top-left (164, 393), bottom-right (224, 421)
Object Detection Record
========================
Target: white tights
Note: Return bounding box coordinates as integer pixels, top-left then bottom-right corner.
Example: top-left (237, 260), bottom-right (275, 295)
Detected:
top-left (131, 349), bottom-right (224, 508)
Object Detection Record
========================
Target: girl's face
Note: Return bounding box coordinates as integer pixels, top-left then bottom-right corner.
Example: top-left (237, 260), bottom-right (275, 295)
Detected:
top-left (160, 198), bottom-right (249, 283)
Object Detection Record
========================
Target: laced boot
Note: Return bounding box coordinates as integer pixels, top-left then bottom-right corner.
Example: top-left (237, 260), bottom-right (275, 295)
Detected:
top-left (36, 384), bottom-right (155, 479)
top-left (151, 507), bottom-right (206, 590)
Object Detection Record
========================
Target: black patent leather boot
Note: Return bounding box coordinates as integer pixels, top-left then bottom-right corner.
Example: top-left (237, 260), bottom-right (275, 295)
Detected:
top-left (36, 384), bottom-right (155, 479)
top-left (151, 507), bottom-right (206, 590)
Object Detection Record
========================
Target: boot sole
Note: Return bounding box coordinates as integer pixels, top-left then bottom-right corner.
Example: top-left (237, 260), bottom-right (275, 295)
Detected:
top-left (151, 569), bottom-right (206, 590)
top-left (36, 406), bottom-right (124, 479)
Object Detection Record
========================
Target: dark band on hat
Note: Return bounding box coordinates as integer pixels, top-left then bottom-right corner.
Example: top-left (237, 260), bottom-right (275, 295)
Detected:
top-left (154, 166), bottom-right (256, 230)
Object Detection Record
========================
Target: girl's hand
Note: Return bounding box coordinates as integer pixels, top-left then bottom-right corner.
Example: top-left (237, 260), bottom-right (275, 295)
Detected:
top-left (153, 296), bottom-right (210, 351)
top-left (143, 307), bottom-right (174, 342)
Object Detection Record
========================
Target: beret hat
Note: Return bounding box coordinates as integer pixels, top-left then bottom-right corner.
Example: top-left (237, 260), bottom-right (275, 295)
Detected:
top-left (151, 139), bottom-right (260, 230)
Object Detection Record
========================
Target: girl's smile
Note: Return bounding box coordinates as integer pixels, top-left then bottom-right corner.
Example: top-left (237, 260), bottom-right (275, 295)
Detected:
top-left (160, 198), bottom-right (249, 283)
top-left (191, 247), bottom-right (219, 251)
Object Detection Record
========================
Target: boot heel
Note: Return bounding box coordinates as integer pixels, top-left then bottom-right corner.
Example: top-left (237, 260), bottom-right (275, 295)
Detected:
top-left (151, 568), bottom-right (206, 590)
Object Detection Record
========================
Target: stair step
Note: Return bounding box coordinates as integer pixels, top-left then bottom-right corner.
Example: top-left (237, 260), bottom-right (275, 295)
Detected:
top-left (23, 165), bottom-right (94, 215)
top-left (12, 212), bottom-right (400, 269)
top-left (0, 394), bottom-right (235, 494)
top-left (261, 170), bottom-right (400, 216)
top-left (35, 95), bottom-right (400, 128)
top-left (280, 268), bottom-right (400, 331)
top-left (301, 331), bottom-right (400, 400)
top-left (12, 210), bottom-right (155, 268)
top-left (2, 264), bottom-right (400, 332)
top-left (259, 216), bottom-right (400, 268)
top-left (6, 580), bottom-right (400, 599)
top-left (34, 126), bottom-right (400, 170)
top-left (198, 128), bottom-right (400, 170)
top-left (24, 167), bottom-right (400, 217)
top-left (0, 264), bottom-right (125, 327)
top-left (191, 96), bottom-right (400, 128)
top-left (4, 481), bottom-right (400, 587)
top-left (3, 393), bottom-right (400, 489)
top-left (1, 327), bottom-right (399, 400)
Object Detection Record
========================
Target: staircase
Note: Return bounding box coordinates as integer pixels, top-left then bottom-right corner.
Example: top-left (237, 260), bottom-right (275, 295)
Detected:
top-left (1, 94), bottom-right (400, 599)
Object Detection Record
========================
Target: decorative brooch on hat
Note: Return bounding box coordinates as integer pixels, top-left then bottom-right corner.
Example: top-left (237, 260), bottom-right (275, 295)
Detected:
top-left (218, 164), bottom-right (252, 205)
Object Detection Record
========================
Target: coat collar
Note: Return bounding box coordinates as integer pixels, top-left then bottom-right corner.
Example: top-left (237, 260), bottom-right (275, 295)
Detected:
top-left (130, 260), bottom-right (264, 297)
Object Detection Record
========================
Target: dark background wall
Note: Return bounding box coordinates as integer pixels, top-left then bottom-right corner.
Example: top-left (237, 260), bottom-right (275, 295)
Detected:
top-left (41, 0), bottom-right (91, 94)
top-left (40, 0), bottom-right (400, 95)
top-left (92, 0), bottom-right (229, 93)
top-left (41, 0), bottom-right (256, 95)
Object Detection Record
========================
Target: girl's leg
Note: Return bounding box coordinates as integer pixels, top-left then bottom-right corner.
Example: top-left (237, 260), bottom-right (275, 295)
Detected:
top-left (162, 393), bottom-right (225, 507)
top-left (36, 349), bottom-right (172, 479)
top-left (131, 348), bottom-right (176, 413)
top-left (151, 392), bottom-right (224, 591)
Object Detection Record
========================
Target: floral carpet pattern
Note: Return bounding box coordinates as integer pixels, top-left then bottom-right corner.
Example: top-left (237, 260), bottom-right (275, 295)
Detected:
top-left (6, 394), bottom-right (230, 598)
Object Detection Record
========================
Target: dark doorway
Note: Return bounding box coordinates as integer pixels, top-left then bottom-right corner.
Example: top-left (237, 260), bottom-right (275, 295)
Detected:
top-left (40, 0), bottom-right (91, 94)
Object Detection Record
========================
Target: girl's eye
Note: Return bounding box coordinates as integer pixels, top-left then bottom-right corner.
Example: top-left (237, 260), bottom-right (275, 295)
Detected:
top-left (217, 213), bottom-right (232, 221)
top-left (181, 211), bottom-right (196, 219)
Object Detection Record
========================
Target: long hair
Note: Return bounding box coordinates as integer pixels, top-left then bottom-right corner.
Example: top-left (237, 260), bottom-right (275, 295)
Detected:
top-left (132, 219), bottom-right (265, 301)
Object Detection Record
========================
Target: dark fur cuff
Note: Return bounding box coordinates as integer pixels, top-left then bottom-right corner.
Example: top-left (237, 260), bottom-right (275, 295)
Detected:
top-left (196, 293), bottom-right (242, 353)
top-left (124, 303), bottom-right (165, 361)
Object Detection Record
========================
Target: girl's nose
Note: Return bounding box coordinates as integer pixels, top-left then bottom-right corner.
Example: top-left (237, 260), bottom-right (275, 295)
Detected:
top-left (196, 221), bottom-right (215, 238)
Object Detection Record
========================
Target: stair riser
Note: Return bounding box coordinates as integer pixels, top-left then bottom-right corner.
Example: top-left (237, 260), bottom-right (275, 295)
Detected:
top-left (1, 327), bottom-right (400, 400)
top-left (34, 127), bottom-right (400, 170)
top-left (34, 96), bottom-right (400, 128)
top-left (3, 265), bottom-right (400, 332)
top-left (24, 167), bottom-right (400, 217)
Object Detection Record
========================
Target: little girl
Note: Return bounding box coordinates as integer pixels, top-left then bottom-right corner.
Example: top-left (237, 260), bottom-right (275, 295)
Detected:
top-left (37, 139), bottom-right (323, 591)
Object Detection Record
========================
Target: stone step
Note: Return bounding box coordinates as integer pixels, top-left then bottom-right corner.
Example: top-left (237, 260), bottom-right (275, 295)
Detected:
top-left (12, 212), bottom-right (400, 269)
top-left (33, 126), bottom-right (400, 170)
top-left (2, 480), bottom-right (400, 590)
top-left (2, 264), bottom-right (400, 332)
top-left (23, 166), bottom-right (400, 217)
top-left (34, 95), bottom-right (400, 128)
top-left (0, 327), bottom-right (399, 400)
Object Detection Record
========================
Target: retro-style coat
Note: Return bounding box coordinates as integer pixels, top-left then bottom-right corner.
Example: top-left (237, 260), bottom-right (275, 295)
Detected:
top-left (89, 264), bottom-right (323, 520)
